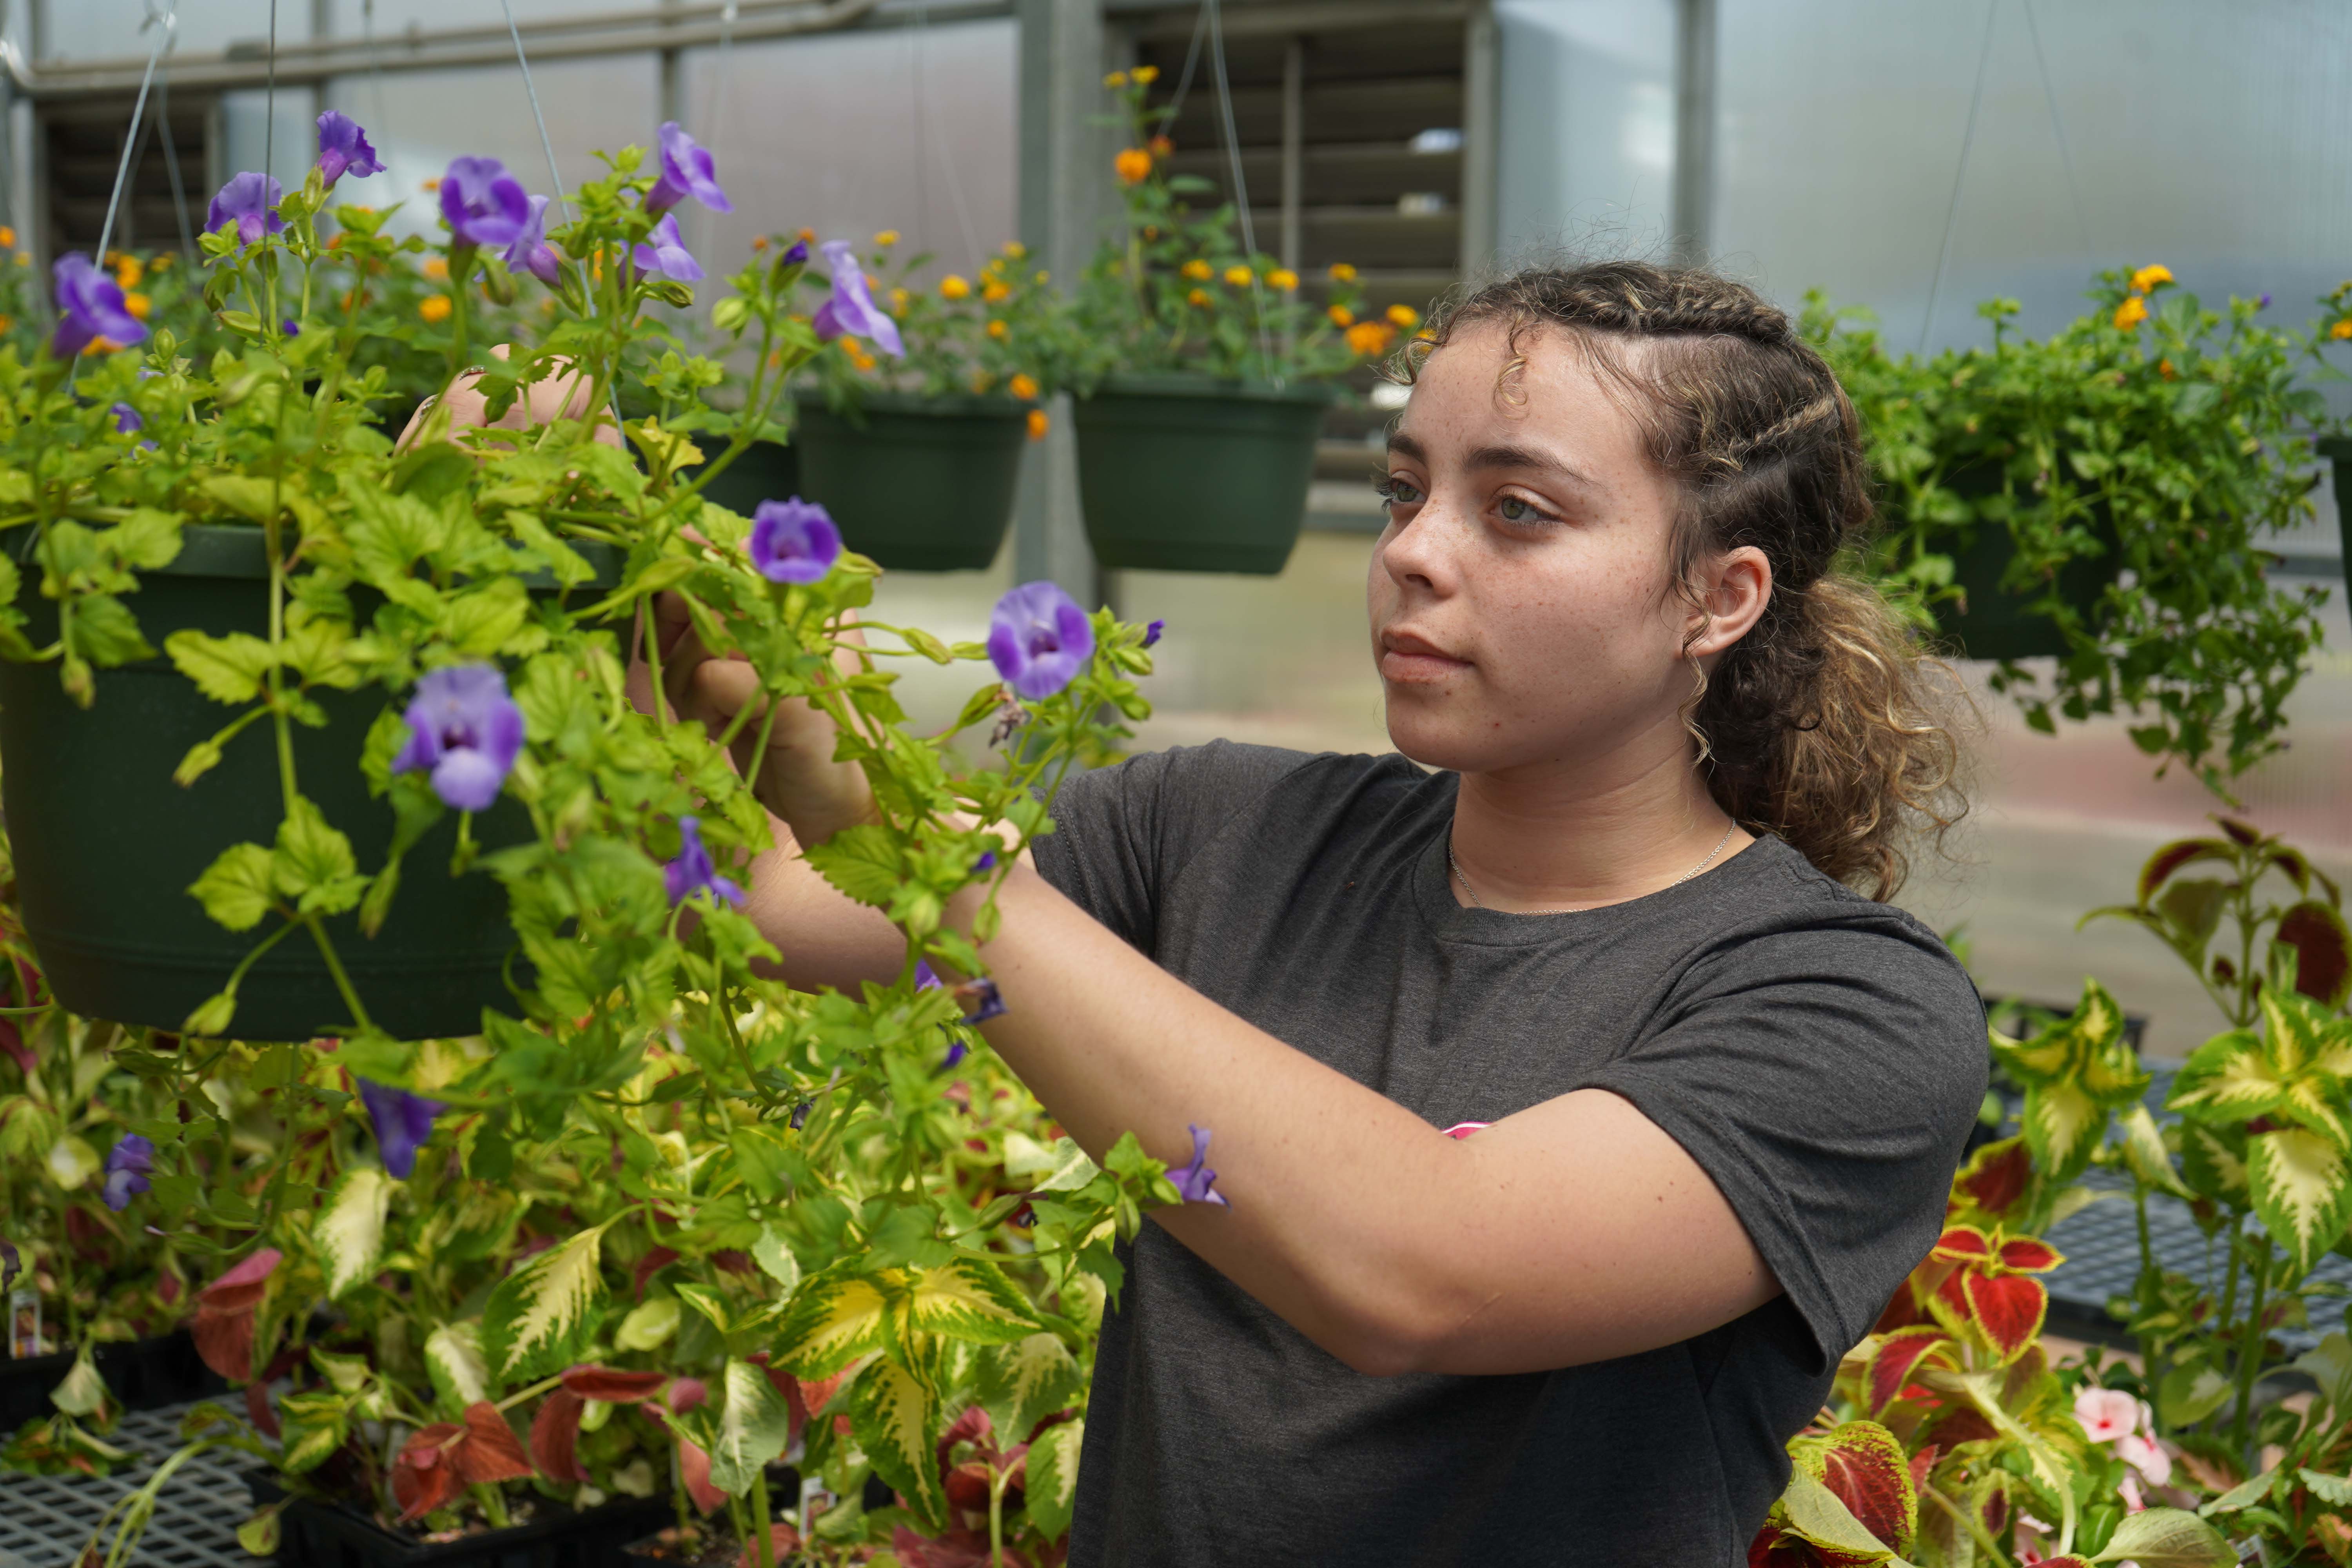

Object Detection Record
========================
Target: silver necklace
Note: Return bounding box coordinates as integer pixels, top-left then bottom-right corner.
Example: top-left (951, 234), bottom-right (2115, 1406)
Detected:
top-left (1447, 821), bottom-right (1737, 915)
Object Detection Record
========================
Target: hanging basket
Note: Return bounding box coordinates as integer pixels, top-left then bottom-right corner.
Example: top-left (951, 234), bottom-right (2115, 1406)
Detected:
top-left (1923, 465), bottom-right (2118, 662)
top-left (789, 390), bottom-right (1029, 572)
top-left (0, 526), bottom-right (621, 1043)
top-left (2315, 437), bottom-right (2352, 571)
top-left (1072, 374), bottom-right (1335, 575)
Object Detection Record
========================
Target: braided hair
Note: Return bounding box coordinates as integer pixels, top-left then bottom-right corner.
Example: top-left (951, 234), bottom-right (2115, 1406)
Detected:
top-left (1401, 261), bottom-right (1969, 900)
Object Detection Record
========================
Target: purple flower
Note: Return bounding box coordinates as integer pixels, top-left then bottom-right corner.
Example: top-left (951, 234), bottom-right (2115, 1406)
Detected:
top-left (664, 816), bottom-right (744, 907)
top-left (780, 239), bottom-right (809, 267)
top-left (974, 851), bottom-right (998, 875)
top-left (51, 254), bottom-right (149, 358)
top-left (645, 122), bottom-right (732, 216)
top-left (281, 318), bottom-right (301, 336)
top-left (504, 194), bottom-right (564, 288)
top-left (390, 663), bottom-right (526, 811)
top-left (631, 213), bottom-right (703, 282)
top-left (810, 241), bottom-right (904, 357)
top-left (1142, 619), bottom-right (1164, 648)
top-left (314, 111), bottom-right (385, 187)
top-left (439, 157), bottom-right (532, 249)
top-left (1170, 1124), bottom-right (1228, 1207)
top-left (357, 1078), bottom-right (445, 1180)
top-left (749, 497), bottom-right (842, 584)
top-left (0, 1236), bottom-right (16, 1294)
top-left (789, 1101), bottom-right (813, 1130)
top-left (987, 581), bottom-right (1094, 700)
top-left (955, 978), bottom-right (1005, 1026)
top-left (111, 402), bottom-right (143, 434)
top-left (102, 1134), bottom-right (155, 1211)
top-left (915, 961), bottom-right (942, 990)
top-left (207, 172), bottom-right (285, 249)
top-left (2258, 292), bottom-right (2274, 310)
top-left (939, 1040), bottom-right (969, 1071)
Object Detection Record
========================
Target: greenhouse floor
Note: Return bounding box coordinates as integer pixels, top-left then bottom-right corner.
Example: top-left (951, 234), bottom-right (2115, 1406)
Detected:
top-left (0, 1403), bottom-right (249, 1568)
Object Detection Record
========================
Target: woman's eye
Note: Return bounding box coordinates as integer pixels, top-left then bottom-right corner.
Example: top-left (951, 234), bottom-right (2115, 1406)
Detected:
top-left (1377, 475), bottom-right (1424, 508)
top-left (1496, 495), bottom-right (1553, 524)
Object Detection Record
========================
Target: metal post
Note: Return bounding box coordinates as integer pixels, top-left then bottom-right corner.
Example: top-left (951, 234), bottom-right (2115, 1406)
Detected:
top-left (659, 0), bottom-right (685, 126)
top-left (1456, 0), bottom-right (1497, 276)
top-left (1278, 35), bottom-right (1301, 270)
top-left (1013, 0), bottom-right (1104, 607)
top-left (1671, 0), bottom-right (1716, 266)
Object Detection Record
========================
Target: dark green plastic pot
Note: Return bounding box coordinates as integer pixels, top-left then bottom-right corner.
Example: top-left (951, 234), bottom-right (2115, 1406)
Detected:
top-left (2316, 436), bottom-right (2352, 570)
top-left (1072, 375), bottom-right (1336, 575)
top-left (1925, 465), bottom-right (2118, 661)
top-left (682, 437), bottom-right (800, 519)
top-left (791, 390), bottom-right (1028, 572)
top-left (0, 526), bottom-right (619, 1042)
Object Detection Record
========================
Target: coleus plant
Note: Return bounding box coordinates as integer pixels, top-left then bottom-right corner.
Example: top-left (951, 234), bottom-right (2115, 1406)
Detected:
top-left (3, 109), bottom-right (1197, 1563)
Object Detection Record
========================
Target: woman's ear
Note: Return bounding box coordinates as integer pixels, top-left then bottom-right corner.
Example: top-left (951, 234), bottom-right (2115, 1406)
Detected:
top-left (1684, 545), bottom-right (1773, 659)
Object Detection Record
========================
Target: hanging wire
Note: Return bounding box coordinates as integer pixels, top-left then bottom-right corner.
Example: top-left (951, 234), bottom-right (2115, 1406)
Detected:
top-left (2019, 0), bottom-right (2094, 266)
top-left (1919, 0), bottom-right (2001, 354)
top-left (155, 15), bottom-right (197, 260)
top-left (501, 0), bottom-right (572, 218)
top-left (1163, 4), bottom-right (1210, 127)
top-left (363, 0), bottom-right (392, 151)
top-left (909, 3), bottom-right (982, 270)
top-left (710, 0), bottom-right (739, 156)
top-left (1203, 0), bottom-right (1278, 380)
top-left (93, 0), bottom-right (177, 268)
top-left (261, 0), bottom-right (278, 194)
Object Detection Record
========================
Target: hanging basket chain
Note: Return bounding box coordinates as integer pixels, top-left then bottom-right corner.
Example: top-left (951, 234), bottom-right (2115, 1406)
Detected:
top-left (1202, 0), bottom-right (1278, 383)
top-left (92, 0), bottom-right (178, 272)
top-left (1919, 0), bottom-right (2000, 354)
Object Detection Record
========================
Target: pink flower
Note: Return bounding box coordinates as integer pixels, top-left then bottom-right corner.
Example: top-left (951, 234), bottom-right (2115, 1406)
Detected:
top-left (2116, 1430), bottom-right (2172, 1487)
top-left (2073, 1385), bottom-right (2139, 1444)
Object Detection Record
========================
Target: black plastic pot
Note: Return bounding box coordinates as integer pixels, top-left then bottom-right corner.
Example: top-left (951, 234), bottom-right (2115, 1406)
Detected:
top-left (251, 1474), bottom-right (671, 1568)
top-left (2315, 436), bottom-right (2352, 570)
top-left (1923, 465), bottom-right (2118, 662)
top-left (0, 1327), bottom-right (226, 1432)
top-left (790, 390), bottom-right (1028, 572)
top-left (0, 524), bottom-right (621, 1042)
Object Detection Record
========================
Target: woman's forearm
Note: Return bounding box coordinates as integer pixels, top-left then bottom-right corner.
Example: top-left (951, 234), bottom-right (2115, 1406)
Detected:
top-left (741, 827), bottom-right (905, 994)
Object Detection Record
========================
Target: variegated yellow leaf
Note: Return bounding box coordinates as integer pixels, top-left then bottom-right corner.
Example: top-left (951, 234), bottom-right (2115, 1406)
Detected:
top-left (899, 1258), bottom-right (1040, 1346)
top-left (316, 1168), bottom-right (391, 1300)
top-left (483, 1222), bottom-right (610, 1380)
top-left (2170, 1029), bottom-right (2288, 1122)
top-left (423, 1320), bottom-right (488, 1413)
top-left (849, 1359), bottom-right (944, 1524)
top-left (706, 1357), bottom-right (797, 1496)
top-left (2115, 1104), bottom-right (2190, 1198)
top-left (2179, 1121), bottom-right (2250, 1205)
top-left (775, 1270), bottom-right (894, 1376)
top-left (2248, 1127), bottom-right (2352, 1277)
top-left (978, 1332), bottom-right (1084, 1444)
top-left (2021, 1081), bottom-right (2103, 1185)
top-left (1026, 1416), bottom-right (1085, 1541)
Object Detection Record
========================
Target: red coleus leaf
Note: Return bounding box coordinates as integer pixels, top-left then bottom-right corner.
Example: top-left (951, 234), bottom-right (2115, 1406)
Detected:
top-left (531, 1389), bottom-right (588, 1484)
top-left (0, 1017), bottom-right (31, 1078)
top-left (190, 1247), bottom-right (284, 1382)
top-left (1962, 1271), bottom-right (2047, 1361)
top-left (455, 1401), bottom-right (535, 1485)
top-left (1907, 1445), bottom-right (1938, 1499)
top-left (2278, 900), bottom-right (2352, 1009)
top-left (1954, 1139), bottom-right (2031, 1221)
top-left (1746, 1523), bottom-right (1813, 1568)
top-left (1930, 1227), bottom-right (1992, 1263)
top-left (891, 1525), bottom-right (996, 1568)
top-left (245, 1381), bottom-right (280, 1440)
top-left (945, 1459), bottom-right (995, 1515)
top-left (936, 1404), bottom-right (994, 1481)
top-left (1867, 1328), bottom-right (1953, 1414)
top-left (2140, 837), bottom-right (2235, 902)
top-left (633, 1245), bottom-right (681, 1301)
top-left (1996, 1237), bottom-right (2063, 1274)
top-left (710, 1250), bottom-right (756, 1277)
top-left (667, 1377), bottom-right (708, 1414)
top-left (1814, 1424), bottom-right (1915, 1556)
top-left (561, 1366), bottom-right (671, 1403)
top-left (395, 1423), bottom-right (468, 1522)
top-left (733, 1523), bottom-right (802, 1568)
top-left (798, 1367), bottom-right (849, 1418)
top-left (678, 1436), bottom-right (728, 1515)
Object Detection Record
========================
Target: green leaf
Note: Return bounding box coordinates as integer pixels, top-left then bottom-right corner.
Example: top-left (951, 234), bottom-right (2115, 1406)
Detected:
top-left (276, 1389), bottom-right (349, 1474)
top-left (424, 1321), bottom-right (490, 1414)
top-left (189, 842), bottom-right (278, 931)
top-left (614, 1296), bottom-right (680, 1352)
top-left (704, 1357), bottom-right (797, 1496)
top-left (2116, 1104), bottom-right (2189, 1198)
top-left (2302, 1469), bottom-right (2352, 1507)
top-left (2200, 1465), bottom-right (2277, 1516)
top-left (282, 618), bottom-right (362, 690)
top-left (751, 1226), bottom-right (802, 1295)
top-left (673, 1281), bottom-right (733, 1336)
top-left (1025, 1416), bottom-right (1083, 1541)
top-left (1003, 1133), bottom-right (1099, 1194)
top-left (71, 593), bottom-right (154, 664)
top-left (165, 629), bottom-right (276, 704)
top-left (2246, 1126), bottom-right (2352, 1277)
top-left (184, 989), bottom-right (239, 1037)
top-left (2098, 1505), bottom-right (2234, 1564)
top-left (848, 1359), bottom-right (945, 1524)
top-left (48, 1350), bottom-right (110, 1417)
top-left (1779, 1470), bottom-right (1898, 1562)
top-left (316, 1167), bottom-right (392, 1299)
top-left (775, 1267), bottom-right (893, 1377)
top-left (272, 795), bottom-right (367, 916)
top-left (174, 736), bottom-right (226, 786)
top-left (900, 1259), bottom-right (1039, 1346)
top-left (482, 1223), bottom-right (609, 1380)
top-left (236, 1503), bottom-right (286, 1556)
top-left (976, 1332), bottom-right (1082, 1446)
top-left (803, 824), bottom-right (902, 907)
top-left (2157, 1362), bottom-right (2233, 1428)
top-left (2296, 1333), bottom-right (2352, 1417)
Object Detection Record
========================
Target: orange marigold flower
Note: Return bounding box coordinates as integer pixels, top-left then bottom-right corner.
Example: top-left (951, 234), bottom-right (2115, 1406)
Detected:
top-left (327, 232), bottom-right (345, 249)
top-left (0, 316), bottom-right (11, 333)
top-left (1132, 65), bottom-right (1159, 85)
top-left (1181, 258), bottom-right (1214, 281)
top-left (2332, 319), bottom-right (2352, 341)
top-left (1345, 321), bottom-right (1396, 358)
top-left (1386, 304), bottom-right (1420, 329)
top-left (1003, 240), bottom-right (1027, 259)
top-left (889, 287), bottom-right (910, 312)
top-left (1149, 134), bottom-right (1174, 158)
top-left (799, 227), bottom-right (817, 243)
top-left (987, 319), bottom-right (1009, 339)
top-left (1009, 373), bottom-right (1040, 401)
top-left (2129, 263), bottom-right (2173, 295)
top-left (149, 253), bottom-right (170, 269)
top-left (1268, 269), bottom-right (1299, 291)
top-left (1328, 305), bottom-right (1354, 327)
top-left (1188, 288), bottom-right (1211, 308)
top-left (983, 279), bottom-right (1011, 303)
top-left (0, 226), bottom-right (16, 249)
top-left (115, 256), bottom-right (143, 289)
top-left (1027, 408), bottom-right (1050, 441)
top-left (421, 177), bottom-right (441, 192)
top-left (423, 258), bottom-right (449, 280)
top-left (753, 234), bottom-right (770, 250)
top-left (2158, 358), bottom-right (2176, 379)
top-left (1114, 147), bottom-right (1153, 185)
top-left (2112, 296), bottom-right (2148, 330)
top-left (1104, 70), bottom-right (1129, 88)
top-left (873, 230), bottom-right (900, 247)
top-left (419, 295), bottom-right (452, 323)
top-left (941, 274), bottom-right (973, 300)
top-left (1327, 262), bottom-right (1357, 282)
top-left (1223, 265), bottom-right (1253, 288)
top-left (124, 292), bottom-right (151, 320)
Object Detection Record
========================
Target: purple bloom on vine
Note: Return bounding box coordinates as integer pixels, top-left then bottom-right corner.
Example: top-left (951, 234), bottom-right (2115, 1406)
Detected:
top-left (956, 978), bottom-right (1005, 1026)
top-left (748, 497), bottom-right (842, 584)
top-left (281, 319), bottom-right (301, 336)
top-left (810, 241), bottom-right (904, 356)
top-left (2258, 292), bottom-right (2273, 310)
top-left (1142, 619), bottom-right (1164, 648)
top-left (915, 961), bottom-right (942, 990)
top-left (664, 817), bottom-right (744, 907)
top-left (631, 214), bottom-right (702, 282)
top-left (111, 403), bottom-right (142, 434)
top-left (1170, 1124), bottom-right (1228, 1207)
top-left (207, 172), bottom-right (285, 249)
top-left (51, 254), bottom-right (147, 359)
top-left (789, 1101), bottom-right (813, 1130)
top-left (645, 122), bottom-right (732, 217)
top-left (987, 581), bottom-right (1094, 700)
top-left (358, 1079), bottom-right (445, 1180)
top-left (439, 156), bottom-right (532, 248)
top-left (505, 194), bottom-right (565, 288)
top-left (974, 851), bottom-right (998, 875)
top-left (780, 239), bottom-right (809, 267)
top-left (391, 664), bottom-right (526, 811)
top-left (314, 111), bottom-right (385, 187)
top-left (0, 1236), bottom-right (17, 1294)
top-left (939, 1040), bottom-right (969, 1071)
top-left (102, 1134), bottom-right (154, 1211)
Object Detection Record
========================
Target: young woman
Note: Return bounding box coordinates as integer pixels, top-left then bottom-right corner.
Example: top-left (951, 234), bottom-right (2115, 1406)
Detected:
top-left (648, 260), bottom-right (1987, 1563)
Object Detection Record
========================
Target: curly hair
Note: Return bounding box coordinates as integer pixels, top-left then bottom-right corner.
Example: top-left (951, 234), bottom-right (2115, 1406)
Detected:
top-left (1402, 260), bottom-right (1970, 900)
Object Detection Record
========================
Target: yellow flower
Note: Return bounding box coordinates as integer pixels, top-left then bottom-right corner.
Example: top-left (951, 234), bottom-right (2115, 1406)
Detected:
top-left (1181, 258), bottom-right (1214, 282)
top-left (0, 226), bottom-right (16, 249)
top-left (1104, 70), bottom-right (1129, 88)
top-left (2129, 263), bottom-right (2173, 295)
top-left (1009, 373), bottom-right (1040, 400)
top-left (2332, 319), bottom-right (2352, 341)
top-left (987, 319), bottom-right (1009, 340)
top-left (1188, 288), bottom-right (1212, 308)
top-left (1328, 305), bottom-right (1355, 328)
top-left (1132, 65), bottom-right (1159, 85)
top-left (1346, 321), bottom-right (1396, 358)
top-left (149, 253), bottom-right (170, 269)
top-left (1327, 262), bottom-right (1357, 282)
top-left (0, 316), bottom-right (11, 333)
top-left (752, 234), bottom-right (770, 251)
top-left (421, 177), bottom-right (441, 192)
top-left (1034, 270), bottom-right (1049, 285)
top-left (1002, 241), bottom-right (1027, 260)
top-left (419, 295), bottom-right (453, 323)
top-left (2158, 358), bottom-right (2176, 379)
top-left (423, 257), bottom-right (449, 280)
top-left (889, 287), bottom-right (910, 312)
top-left (983, 279), bottom-right (1011, 303)
top-left (124, 292), bottom-right (151, 320)
top-left (1027, 408), bottom-right (1050, 441)
top-left (2112, 296), bottom-right (2148, 330)
top-left (1115, 147), bottom-right (1154, 185)
top-left (1268, 268), bottom-right (1299, 291)
top-left (941, 274), bottom-right (972, 300)
top-left (799, 227), bottom-right (817, 243)
top-left (1223, 265), bottom-right (1254, 288)
top-left (874, 230), bottom-right (900, 247)
top-left (115, 256), bottom-right (143, 289)
top-left (1386, 304), bottom-right (1420, 329)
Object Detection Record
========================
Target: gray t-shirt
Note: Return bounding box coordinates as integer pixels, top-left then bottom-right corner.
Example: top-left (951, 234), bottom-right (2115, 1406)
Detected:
top-left (1029, 742), bottom-right (1986, 1567)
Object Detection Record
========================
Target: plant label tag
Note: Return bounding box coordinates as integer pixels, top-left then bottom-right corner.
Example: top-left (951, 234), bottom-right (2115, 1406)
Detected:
top-left (8, 1287), bottom-right (38, 1359)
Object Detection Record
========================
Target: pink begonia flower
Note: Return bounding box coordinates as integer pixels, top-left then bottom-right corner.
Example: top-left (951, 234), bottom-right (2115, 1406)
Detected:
top-left (2073, 1385), bottom-right (2139, 1444)
top-left (2118, 1472), bottom-right (2146, 1514)
top-left (2116, 1430), bottom-right (2172, 1487)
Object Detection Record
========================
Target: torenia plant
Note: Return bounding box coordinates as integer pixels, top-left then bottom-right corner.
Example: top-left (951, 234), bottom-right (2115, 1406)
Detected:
top-left (2, 111), bottom-right (1199, 1560)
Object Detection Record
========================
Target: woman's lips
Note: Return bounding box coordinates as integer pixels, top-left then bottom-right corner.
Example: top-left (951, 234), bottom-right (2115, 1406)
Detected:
top-left (1379, 635), bottom-right (1470, 683)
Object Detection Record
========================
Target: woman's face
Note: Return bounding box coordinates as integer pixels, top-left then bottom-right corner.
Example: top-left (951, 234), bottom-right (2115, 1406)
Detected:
top-left (1367, 322), bottom-right (1760, 781)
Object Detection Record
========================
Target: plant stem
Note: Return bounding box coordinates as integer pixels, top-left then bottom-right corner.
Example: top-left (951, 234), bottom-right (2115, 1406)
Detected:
top-left (1921, 1481), bottom-right (2013, 1566)
top-left (2231, 1236), bottom-right (2273, 1465)
top-left (303, 914), bottom-right (377, 1036)
top-left (752, 1466), bottom-right (777, 1568)
top-left (988, 1463), bottom-right (1009, 1568)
